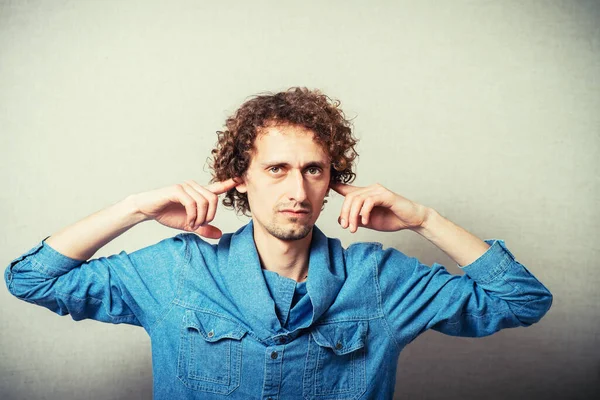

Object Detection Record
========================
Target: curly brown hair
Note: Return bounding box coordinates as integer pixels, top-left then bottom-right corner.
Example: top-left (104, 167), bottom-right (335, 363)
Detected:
top-left (207, 87), bottom-right (359, 216)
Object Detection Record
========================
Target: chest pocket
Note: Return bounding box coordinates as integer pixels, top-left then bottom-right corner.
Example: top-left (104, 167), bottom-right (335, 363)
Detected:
top-left (303, 321), bottom-right (368, 400)
top-left (177, 309), bottom-right (247, 394)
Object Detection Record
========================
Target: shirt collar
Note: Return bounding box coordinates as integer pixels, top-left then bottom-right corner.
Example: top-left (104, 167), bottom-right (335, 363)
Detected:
top-left (218, 219), bottom-right (345, 341)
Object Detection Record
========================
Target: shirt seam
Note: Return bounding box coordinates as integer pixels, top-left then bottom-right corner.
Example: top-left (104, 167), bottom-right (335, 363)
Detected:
top-left (53, 290), bottom-right (138, 321)
top-left (148, 233), bottom-right (190, 334)
top-left (29, 256), bottom-right (55, 276)
top-left (148, 299), bottom-right (178, 336)
top-left (373, 246), bottom-right (402, 351)
top-left (314, 314), bottom-right (385, 324)
top-left (477, 255), bottom-right (511, 284)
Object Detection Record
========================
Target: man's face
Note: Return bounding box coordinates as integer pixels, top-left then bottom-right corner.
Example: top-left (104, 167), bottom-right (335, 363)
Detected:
top-left (236, 123), bottom-right (331, 241)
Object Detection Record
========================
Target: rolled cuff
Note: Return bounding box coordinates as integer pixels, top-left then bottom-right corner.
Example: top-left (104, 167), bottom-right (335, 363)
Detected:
top-left (459, 239), bottom-right (517, 283)
top-left (8, 236), bottom-right (85, 277)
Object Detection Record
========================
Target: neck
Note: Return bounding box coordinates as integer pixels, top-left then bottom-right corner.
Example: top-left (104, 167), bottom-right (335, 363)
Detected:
top-left (252, 222), bottom-right (312, 283)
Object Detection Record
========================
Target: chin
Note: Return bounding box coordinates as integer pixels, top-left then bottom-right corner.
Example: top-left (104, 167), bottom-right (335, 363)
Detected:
top-left (275, 229), bottom-right (312, 242)
top-left (266, 221), bottom-right (313, 241)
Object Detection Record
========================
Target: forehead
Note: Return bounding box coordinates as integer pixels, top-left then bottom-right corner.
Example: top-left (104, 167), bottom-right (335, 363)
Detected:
top-left (251, 124), bottom-right (330, 162)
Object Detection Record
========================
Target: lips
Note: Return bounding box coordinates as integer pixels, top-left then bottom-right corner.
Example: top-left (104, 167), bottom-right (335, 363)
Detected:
top-left (280, 209), bottom-right (310, 218)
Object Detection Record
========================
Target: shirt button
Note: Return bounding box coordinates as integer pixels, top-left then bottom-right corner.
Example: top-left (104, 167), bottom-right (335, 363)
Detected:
top-left (335, 342), bottom-right (343, 350)
top-left (207, 330), bottom-right (214, 338)
top-left (270, 351), bottom-right (278, 359)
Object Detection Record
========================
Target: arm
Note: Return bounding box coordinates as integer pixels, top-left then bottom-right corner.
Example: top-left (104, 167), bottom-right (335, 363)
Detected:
top-left (371, 238), bottom-right (553, 346)
top-left (45, 178), bottom-right (239, 261)
top-left (331, 182), bottom-right (553, 344)
top-left (5, 233), bottom-right (189, 329)
top-left (5, 180), bottom-right (238, 328)
top-left (44, 196), bottom-right (146, 261)
top-left (412, 207), bottom-right (491, 267)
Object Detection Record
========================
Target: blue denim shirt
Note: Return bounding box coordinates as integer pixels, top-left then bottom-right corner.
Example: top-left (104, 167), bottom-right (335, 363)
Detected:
top-left (261, 270), bottom-right (312, 331)
top-left (4, 220), bottom-right (552, 399)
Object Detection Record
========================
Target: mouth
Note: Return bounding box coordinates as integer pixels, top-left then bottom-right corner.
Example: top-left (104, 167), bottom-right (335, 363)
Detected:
top-left (280, 210), bottom-right (310, 217)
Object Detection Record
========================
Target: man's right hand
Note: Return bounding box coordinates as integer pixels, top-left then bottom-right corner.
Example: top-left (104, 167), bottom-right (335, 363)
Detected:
top-left (130, 178), bottom-right (240, 239)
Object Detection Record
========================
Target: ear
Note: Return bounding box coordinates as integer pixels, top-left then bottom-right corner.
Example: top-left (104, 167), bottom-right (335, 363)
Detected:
top-left (234, 176), bottom-right (248, 193)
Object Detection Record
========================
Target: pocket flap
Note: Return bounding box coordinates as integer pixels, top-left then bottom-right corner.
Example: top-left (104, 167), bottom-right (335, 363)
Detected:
top-left (184, 310), bottom-right (247, 342)
top-left (310, 321), bottom-right (367, 355)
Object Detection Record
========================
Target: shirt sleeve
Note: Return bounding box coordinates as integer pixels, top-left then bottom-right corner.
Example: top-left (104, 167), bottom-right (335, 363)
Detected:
top-left (374, 239), bottom-right (553, 348)
top-left (4, 233), bottom-right (191, 333)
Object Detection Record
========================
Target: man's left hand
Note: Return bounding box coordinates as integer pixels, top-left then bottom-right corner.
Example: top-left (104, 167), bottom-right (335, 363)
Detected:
top-left (329, 182), bottom-right (430, 233)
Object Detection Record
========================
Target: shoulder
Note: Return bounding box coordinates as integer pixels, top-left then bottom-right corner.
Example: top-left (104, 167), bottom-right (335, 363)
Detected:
top-left (344, 240), bottom-right (383, 259)
top-left (334, 241), bottom-right (382, 279)
top-left (168, 232), bottom-right (219, 264)
top-left (343, 240), bottom-right (416, 271)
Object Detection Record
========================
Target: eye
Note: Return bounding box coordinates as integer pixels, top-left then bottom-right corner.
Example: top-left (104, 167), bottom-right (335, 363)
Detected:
top-left (268, 166), bottom-right (282, 174)
top-left (306, 167), bottom-right (322, 175)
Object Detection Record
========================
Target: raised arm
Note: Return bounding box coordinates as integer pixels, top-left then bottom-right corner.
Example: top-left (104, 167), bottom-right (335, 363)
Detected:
top-left (412, 207), bottom-right (491, 267)
top-left (4, 179), bottom-right (238, 329)
top-left (331, 181), bottom-right (552, 344)
top-left (45, 179), bottom-right (239, 260)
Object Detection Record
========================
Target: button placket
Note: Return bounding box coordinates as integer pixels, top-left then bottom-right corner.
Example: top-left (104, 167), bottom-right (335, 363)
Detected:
top-left (277, 335), bottom-right (288, 345)
top-left (261, 346), bottom-right (284, 400)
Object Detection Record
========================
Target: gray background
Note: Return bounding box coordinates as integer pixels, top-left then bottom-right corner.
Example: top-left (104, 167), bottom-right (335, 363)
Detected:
top-left (1, 0), bottom-right (598, 399)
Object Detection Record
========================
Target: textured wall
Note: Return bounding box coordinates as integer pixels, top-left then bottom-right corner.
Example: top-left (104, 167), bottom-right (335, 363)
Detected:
top-left (1, 1), bottom-right (598, 399)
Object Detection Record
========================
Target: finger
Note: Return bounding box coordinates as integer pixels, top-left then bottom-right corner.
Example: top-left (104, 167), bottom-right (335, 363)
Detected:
top-left (185, 180), bottom-right (218, 226)
top-left (338, 191), bottom-right (355, 229)
top-left (348, 195), bottom-right (366, 233)
top-left (329, 182), bottom-right (362, 197)
top-left (360, 197), bottom-right (376, 226)
top-left (181, 182), bottom-right (210, 229)
top-left (338, 185), bottom-right (372, 229)
top-left (206, 177), bottom-right (240, 195)
top-left (169, 185), bottom-right (197, 229)
top-left (192, 224), bottom-right (223, 239)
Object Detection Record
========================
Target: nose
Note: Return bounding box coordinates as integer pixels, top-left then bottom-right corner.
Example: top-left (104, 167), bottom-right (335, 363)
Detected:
top-left (287, 169), bottom-right (308, 203)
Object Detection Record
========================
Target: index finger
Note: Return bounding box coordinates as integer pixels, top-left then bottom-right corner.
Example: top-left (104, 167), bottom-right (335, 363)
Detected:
top-left (329, 182), bottom-right (361, 196)
top-left (205, 177), bottom-right (240, 195)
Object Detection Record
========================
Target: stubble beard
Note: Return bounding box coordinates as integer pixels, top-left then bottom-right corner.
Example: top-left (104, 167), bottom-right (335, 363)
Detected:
top-left (262, 212), bottom-right (313, 241)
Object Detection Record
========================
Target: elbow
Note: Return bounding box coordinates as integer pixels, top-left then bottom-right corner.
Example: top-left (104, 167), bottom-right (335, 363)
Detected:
top-left (516, 291), bottom-right (553, 326)
top-left (4, 264), bottom-right (22, 298)
top-left (4, 262), bottom-right (55, 301)
top-left (5, 264), bottom-right (69, 317)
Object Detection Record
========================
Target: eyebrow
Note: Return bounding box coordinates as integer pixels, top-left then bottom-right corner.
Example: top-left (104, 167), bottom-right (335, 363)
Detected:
top-left (259, 161), bottom-right (328, 169)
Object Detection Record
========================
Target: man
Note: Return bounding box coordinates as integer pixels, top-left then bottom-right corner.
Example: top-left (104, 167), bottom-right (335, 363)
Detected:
top-left (5, 87), bottom-right (552, 399)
